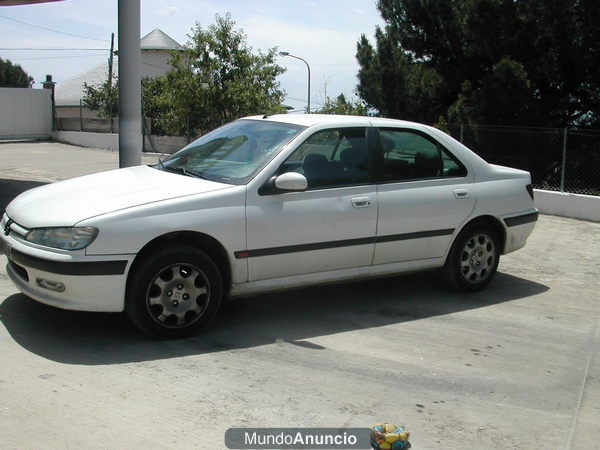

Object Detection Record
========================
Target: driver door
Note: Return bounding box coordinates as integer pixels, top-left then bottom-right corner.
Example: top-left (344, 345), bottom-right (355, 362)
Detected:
top-left (244, 126), bottom-right (378, 281)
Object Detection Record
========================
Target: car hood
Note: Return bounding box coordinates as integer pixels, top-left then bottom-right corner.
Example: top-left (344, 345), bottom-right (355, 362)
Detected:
top-left (6, 165), bottom-right (231, 228)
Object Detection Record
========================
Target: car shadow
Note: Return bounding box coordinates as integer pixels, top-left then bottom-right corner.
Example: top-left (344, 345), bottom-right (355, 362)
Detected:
top-left (0, 178), bottom-right (48, 217)
top-left (0, 271), bottom-right (549, 365)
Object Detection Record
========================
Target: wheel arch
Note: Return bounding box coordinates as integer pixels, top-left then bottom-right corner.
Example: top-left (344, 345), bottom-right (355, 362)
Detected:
top-left (442, 215), bottom-right (504, 291)
top-left (127, 231), bottom-right (232, 297)
top-left (456, 215), bottom-right (507, 254)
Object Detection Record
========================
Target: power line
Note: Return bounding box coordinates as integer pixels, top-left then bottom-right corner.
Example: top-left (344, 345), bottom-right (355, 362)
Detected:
top-left (285, 96), bottom-right (307, 102)
top-left (0, 14), bottom-right (110, 42)
top-left (0, 48), bottom-right (109, 51)
top-left (311, 63), bottom-right (357, 67)
top-left (11, 54), bottom-right (107, 61)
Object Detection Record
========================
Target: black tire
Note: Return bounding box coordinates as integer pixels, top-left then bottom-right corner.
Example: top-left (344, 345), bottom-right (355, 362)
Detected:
top-left (125, 246), bottom-right (223, 338)
top-left (443, 222), bottom-right (500, 292)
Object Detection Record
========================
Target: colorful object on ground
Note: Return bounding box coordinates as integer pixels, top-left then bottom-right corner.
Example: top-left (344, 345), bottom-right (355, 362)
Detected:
top-left (370, 422), bottom-right (411, 449)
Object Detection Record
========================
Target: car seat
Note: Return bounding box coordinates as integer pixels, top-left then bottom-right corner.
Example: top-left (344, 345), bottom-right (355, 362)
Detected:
top-left (340, 138), bottom-right (368, 182)
top-left (302, 153), bottom-right (329, 187)
top-left (411, 150), bottom-right (442, 178)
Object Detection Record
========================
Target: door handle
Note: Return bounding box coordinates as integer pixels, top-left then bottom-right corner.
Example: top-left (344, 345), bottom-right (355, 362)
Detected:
top-left (453, 189), bottom-right (469, 199)
top-left (351, 197), bottom-right (371, 208)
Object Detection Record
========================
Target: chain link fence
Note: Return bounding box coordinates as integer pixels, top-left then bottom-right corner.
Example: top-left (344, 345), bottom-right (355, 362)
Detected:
top-left (447, 124), bottom-right (600, 196)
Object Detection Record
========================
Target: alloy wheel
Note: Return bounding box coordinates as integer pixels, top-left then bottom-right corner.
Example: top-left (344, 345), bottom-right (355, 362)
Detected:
top-left (145, 263), bottom-right (210, 328)
top-left (460, 233), bottom-right (496, 284)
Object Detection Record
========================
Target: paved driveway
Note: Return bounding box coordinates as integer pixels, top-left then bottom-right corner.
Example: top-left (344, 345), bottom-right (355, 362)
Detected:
top-left (0, 141), bottom-right (598, 449)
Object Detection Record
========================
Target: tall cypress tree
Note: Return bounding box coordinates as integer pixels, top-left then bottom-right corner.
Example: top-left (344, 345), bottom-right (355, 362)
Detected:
top-left (357, 0), bottom-right (600, 127)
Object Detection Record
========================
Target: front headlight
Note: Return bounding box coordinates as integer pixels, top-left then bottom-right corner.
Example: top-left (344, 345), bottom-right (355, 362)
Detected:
top-left (25, 227), bottom-right (98, 250)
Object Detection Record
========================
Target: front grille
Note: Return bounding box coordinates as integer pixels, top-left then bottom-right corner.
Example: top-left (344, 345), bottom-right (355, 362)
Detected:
top-left (1, 213), bottom-right (9, 235)
top-left (2, 214), bottom-right (28, 240)
top-left (9, 261), bottom-right (29, 282)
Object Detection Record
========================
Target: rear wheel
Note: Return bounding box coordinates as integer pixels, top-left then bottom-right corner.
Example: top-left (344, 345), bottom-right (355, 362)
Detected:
top-left (443, 223), bottom-right (500, 292)
top-left (126, 246), bottom-right (223, 338)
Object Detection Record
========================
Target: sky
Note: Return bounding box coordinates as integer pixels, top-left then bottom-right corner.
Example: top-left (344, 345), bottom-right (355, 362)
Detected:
top-left (0, 0), bottom-right (384, 112)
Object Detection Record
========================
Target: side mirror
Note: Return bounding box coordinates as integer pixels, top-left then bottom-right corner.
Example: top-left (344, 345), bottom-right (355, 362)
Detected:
top-left (275, 172), bottom-right (308, 191)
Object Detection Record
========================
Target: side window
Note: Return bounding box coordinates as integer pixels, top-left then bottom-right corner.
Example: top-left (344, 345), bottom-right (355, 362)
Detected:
top-left (380, 129), bottom-right (467, 181)
top-left (279, 127), bottom-right (369, 189)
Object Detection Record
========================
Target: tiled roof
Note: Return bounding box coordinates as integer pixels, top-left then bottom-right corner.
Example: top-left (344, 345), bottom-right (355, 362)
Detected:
top-left (54, 61), bottom-right (113, 106)
top-left (141, 29), bottom-right (184, 51)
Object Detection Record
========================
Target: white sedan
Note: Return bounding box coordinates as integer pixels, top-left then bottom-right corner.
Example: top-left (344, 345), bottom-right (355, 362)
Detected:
top-left (1, 115), bottom-right (538, 338)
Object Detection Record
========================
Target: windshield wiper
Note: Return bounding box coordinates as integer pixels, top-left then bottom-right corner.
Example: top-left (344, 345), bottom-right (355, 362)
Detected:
top-left (164, 165), bottom-right (206, 179)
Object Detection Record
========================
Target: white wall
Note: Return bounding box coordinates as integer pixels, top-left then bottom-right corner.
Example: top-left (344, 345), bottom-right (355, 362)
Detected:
top-left (534, 189), bottom-right (600, 222)
top-left (141, 50), bottom-right (172, 78)
top-left (52, 130), bottom-right (189, 154)
top-left (52, 131), bottom-right (119, 150)
top-left (0, 88), bottom-right (52, 139)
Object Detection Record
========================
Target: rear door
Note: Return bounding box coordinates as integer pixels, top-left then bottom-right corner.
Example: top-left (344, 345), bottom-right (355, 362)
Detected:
top-left (373, 127), bottom-right (475, 265)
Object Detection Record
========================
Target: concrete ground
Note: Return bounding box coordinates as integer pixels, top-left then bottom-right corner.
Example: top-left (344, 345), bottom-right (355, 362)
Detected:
top-left (0, 140), bottom-right (599, 449)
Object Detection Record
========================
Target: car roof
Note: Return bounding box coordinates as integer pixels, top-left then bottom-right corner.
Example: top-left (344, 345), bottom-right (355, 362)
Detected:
top-left (243, 114), bottom-right (425, 129)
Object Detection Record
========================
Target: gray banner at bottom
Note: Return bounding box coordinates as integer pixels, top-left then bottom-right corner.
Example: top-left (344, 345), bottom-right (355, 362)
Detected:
top-left (225, 428), bottom-right (372, 449)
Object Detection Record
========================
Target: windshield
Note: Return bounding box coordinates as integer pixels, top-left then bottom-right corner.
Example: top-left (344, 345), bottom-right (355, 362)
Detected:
top-left (157, 119), bottom-right (305, 184)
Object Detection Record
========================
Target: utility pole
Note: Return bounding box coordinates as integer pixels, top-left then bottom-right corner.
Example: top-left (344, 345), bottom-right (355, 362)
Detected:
top-left (107, 32), bottom-right (115, 89)
top-left (107, 32), bottom-right (115, 128)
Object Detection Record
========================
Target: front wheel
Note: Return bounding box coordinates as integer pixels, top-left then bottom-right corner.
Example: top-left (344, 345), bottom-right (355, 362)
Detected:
top-left (443, 223), bottom-right (500, 292)
top-left (125, 246), bottom-right (223, 338)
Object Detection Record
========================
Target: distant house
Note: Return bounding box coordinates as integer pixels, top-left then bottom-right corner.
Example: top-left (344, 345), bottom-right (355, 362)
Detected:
top-left (54, 29), bottom-right (184, 118)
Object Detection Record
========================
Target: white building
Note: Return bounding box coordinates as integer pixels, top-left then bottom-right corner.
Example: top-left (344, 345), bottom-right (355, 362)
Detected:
top-left (54, 29), bottom-right (183, 117)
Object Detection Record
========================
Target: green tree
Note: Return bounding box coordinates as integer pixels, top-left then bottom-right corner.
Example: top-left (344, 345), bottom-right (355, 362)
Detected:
top-left (356, 27), bottom-right (445, 123)
top-left (0, 57), bottom-right (33, 87)
top-left (448, 58), bottom-right (539, 125)
top-left (83, 76), bottom-right (166, 123)
top-left (83, 14), bottom-right (287, 135)
top-left (83, 77), bottom-right (118, 117)
top-left (359, 0), bottom-right (600, 127)
top-left (162, 13), bottom-right (286, 135)
top-left (141, 76), bottom-right (171, 134)
top-left (317, 93), bottom-right (368, 116)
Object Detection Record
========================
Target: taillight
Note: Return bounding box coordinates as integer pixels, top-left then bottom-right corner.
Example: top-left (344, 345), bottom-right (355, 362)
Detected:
top-left (526, 184), bottom-right (534, 200)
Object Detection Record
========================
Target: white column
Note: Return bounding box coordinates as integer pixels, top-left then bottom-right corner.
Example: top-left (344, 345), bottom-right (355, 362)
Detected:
top-left (118, 0), bottom-right (142, 167)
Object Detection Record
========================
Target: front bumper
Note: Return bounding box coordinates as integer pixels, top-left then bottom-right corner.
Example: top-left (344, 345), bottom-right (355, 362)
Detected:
top-left (1, 225), bottom-right (133, 313)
